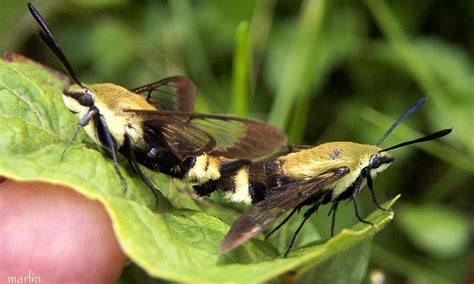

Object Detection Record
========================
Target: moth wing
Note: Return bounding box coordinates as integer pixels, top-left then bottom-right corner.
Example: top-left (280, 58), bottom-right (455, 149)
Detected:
top-left (192, 116), bottom-right (288, 159)
top-left (130, 76), bottom-right (197, 112)
top-left (167, 111), bottom-right (288, 159)
top-left (126, 110), bottom-right (288, 160)
top-left (220, 166), bottom-right (350, 253)
top-left (138, 113), bottom-right (216, 160)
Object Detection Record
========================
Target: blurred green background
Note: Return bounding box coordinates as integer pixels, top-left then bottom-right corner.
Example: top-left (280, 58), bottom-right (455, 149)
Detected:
top-left (1, 0), bottom-right (472, 283)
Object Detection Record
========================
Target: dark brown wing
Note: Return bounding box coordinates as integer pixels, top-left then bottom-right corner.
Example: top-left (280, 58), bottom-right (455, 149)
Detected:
top-left (126, 110), bottom-right (288, 160)
top-left (220, 166), bottom-right (350, 253)
top-left (130, 76), bottom-right (197, 112)
top-left (142, 115), bottom-right (216, 160)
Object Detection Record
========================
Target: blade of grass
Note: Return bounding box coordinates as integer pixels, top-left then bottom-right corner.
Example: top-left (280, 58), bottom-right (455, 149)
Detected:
top-left (231, 21), bottom-right (250, 116)
top-left (249, 0), bottom-right (276, 97)
top-left (269, 0), bottom-right (327, 130)
top-left (363, 0), bottom-right (472, 155)
top-left (288, 95), bottom-right (312, 142)
top-left (422, 167), bottom-right (471, 201)
top-left (169, 0), bottom-right (217, 92)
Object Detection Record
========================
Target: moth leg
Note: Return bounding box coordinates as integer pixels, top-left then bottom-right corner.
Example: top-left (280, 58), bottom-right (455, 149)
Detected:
top-left (284, 203), bottom-right (320, 258)
top-left (129, 159), bottom-right (160, 203)
top-left (352, 186), bottom-right (373, 226)
top-left (124, 134), bottom-right (160, 203)
top-left (265, 207), bottom-right (298, 240)
top-left (61, 108), bottom-right (98, 160)
top-left (328, 202), bottom-right (339, 237)
top-left (97, 115), bottom-right (127, 191)
top-left (366, 174), bottom-right (392, 212)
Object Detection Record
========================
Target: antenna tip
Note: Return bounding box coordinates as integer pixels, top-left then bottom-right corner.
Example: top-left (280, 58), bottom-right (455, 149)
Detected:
top-left (441, 128), bottom-right (453, 135)
top-left (418, 97), bottom-right (429, 106)
top-left (431, 128), bottom-right (452, 140)
top-left (27, 2), bottom-right (40, 19)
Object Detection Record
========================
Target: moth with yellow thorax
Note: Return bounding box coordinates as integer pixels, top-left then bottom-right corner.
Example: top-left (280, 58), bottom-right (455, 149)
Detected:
top-left (28, 3), bottom-right (287, 200)
top-left (194, 98), bottom-right (451, 256)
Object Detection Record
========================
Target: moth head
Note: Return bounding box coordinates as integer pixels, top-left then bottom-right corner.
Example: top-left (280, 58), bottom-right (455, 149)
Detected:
top-left (367, 150), bottom-right (394, 176)
top-left (28, 3), bottom-right (93, 114)
top-left (366, 98), bottom-right (451, 177)
top-left (343, 144), bottom-right (393, 177)
top-left (63, 84), bottom-right (95, 114)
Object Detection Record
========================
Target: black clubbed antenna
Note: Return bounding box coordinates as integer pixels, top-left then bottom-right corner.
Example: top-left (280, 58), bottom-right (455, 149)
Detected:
top-left (28, 3), bottom-right (84, 88)
top-left (376, 97), bottom-right (428, 146)
top-left (381, 128), bottom-right (452, 152)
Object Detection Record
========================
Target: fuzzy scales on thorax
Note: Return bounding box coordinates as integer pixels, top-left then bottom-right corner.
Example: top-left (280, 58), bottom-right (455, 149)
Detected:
top-left (88, 83), bottom-right (156, 148)
top-left (280, 142), bottom-right (382, 198)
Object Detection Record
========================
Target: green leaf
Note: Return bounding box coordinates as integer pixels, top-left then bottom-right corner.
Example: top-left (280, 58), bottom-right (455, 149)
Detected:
top-left (231, 21), bottom-right (250, 116)
top-left (396, 203), bottom-right (471, 258)
top-left (0, 54), bottom-right (398, 282)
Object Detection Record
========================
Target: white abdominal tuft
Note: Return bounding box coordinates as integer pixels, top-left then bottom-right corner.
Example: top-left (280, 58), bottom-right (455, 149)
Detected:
top-left (225, 168), bottom-right (252, 204)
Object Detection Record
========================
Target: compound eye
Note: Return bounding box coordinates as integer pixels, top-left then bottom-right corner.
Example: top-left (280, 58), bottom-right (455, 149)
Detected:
top-left (372, 160), bottom-right (381, 169)
top-left (370, 155), bottom-right (381, 169)
top-left (79, 89), bottom-right (95, 107)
